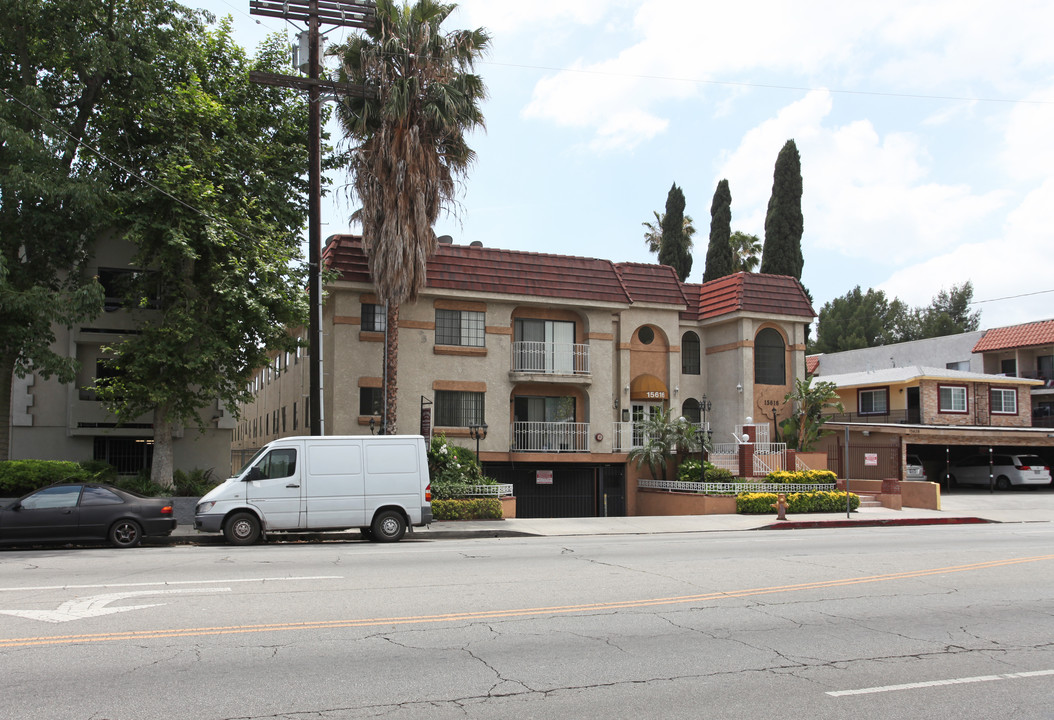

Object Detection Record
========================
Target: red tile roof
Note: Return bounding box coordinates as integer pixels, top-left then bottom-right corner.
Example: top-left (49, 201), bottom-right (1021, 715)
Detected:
top-left (323, 235), bottom-right (631, 304)
top-left (323, 236), bottom-right (815, 319)
top-left (806, 355), bottom-right (820, 374)
top-left (972, 318), bottom-right (1054, 352)
top-left (613, 262), bottom-right (688, 306)
top-left (682, 272), bottom-right (815, 321)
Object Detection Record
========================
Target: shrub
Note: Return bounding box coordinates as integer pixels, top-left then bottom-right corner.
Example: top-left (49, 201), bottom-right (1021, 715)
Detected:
top-left (763, 470), bottom-right (837, 485)
top-left (677, 459), bottom-right (735, 483)
top-left (428, 434), bottom-right (499, 499)
top-left (431, 498), bottom-right (502, 520)
top-left (79, 460), bottom-right (118, 484)
top-left (0, 460), bottom-right (89, 496)
top-left (173, 468), bottom-right (219, 497)
top-left (113, 470), bottom-right (165, 496)
top-left (737, 491), bottom-right (859, 514)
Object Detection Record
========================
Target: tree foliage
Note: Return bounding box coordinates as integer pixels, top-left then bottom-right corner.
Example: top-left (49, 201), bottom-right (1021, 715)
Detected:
top-left (0, 0), bottom-right (200, 460)
top-left (703, 179), bottom-right (735, 283)
top-left (729, 231), bottom-right (761, 272)
top-left (657, 182), bottom-right (693, 281)
top-left (333, 0), bottom-right (490, 433)
top-left (813, 282), bottom-right (981, 354)
top-left (760, 139), bottom-right (804, 278)
top-left (93, 22), bottom-right (313, 487)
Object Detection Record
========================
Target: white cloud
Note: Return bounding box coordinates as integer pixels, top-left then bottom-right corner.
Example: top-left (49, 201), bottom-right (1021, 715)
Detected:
top-left (879, 178), bottom-right (1054, 326)
top-left (716, 91), bottom-right (1007, 265)
top-left (1001, 87), bottom-right (1054, 182)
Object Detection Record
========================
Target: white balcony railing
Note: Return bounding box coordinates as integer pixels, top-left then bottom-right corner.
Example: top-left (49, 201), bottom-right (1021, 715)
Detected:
top-left (511, 341), bottom-right (590, 375)
top-left (612, 422), bottom-right (710, 453)
top-left (511, 422), bottom-right (590, 452)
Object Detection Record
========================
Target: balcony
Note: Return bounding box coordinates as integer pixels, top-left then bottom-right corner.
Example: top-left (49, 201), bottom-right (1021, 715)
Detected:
top-left (823, 410), bottom-right (922, 424)
top-left (510, 341), bottom-right (590, 378)
top-left (510, 421), bottom-right (590, 453)
top-left (612, 422), bottom-right (709, 453)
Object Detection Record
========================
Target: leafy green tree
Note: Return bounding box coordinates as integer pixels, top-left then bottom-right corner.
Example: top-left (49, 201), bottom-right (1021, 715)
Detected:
top-left (729, 231), bottom-right (761, 272)
top-left (0, 0), bottom-right (198, 460)
top-left (643, 210), bottom-right (695, 255)
top-left (657, 182), bottom-right (693, 281)
top-left (779, 376), bottom-right (843, 451)
top-left (703, 179), bottom-right (735, 283)
top-left (760, 139), bottom-right (804, 278)
top-left (812, 286), bottom-right (910, 353)
top-left (916, 282), bottom-right (981, 338)
top-left (628, 408), bottom-right (702, 481)
top-left (93, 24), bottom-right (311, 488)
top-left (333, 0), bottom-right (490, 433)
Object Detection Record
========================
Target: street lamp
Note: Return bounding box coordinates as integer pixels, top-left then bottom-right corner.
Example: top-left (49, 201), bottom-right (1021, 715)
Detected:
top-left (469, 422), bottom-right (488, 462)
top-left (700, 394), bottom-right (713, 471)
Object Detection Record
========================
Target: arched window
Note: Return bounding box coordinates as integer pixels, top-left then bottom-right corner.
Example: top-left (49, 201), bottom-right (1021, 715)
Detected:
top-left (754, 328), bottom-right (786, 385)
top-left (681, 331), bottom-right (700, 375)
top-left (681, 398), bottom-right (701, 423)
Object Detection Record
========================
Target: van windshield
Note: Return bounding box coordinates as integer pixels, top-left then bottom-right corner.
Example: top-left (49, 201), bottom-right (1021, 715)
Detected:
top-left (235, 447), bottom-right (267, 477)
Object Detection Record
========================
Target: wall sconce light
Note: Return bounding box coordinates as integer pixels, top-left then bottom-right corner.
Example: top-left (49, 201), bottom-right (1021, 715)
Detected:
top-left (736, 382), bottom-right (743, 393)
top-left (862, 430), bottom-right (870, 437)
top-left (674, 386), bottom-right (679, 395)
top-left (624, 384), bottom-right (629, 393)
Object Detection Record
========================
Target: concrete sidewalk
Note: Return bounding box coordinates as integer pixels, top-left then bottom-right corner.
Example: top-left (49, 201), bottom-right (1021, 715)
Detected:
top-left (166, 490), bottom-right (1054, 544)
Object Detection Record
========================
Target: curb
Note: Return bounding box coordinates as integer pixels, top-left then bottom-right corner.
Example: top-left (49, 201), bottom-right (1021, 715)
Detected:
top-left (758, 516), bottom-right (992, 530)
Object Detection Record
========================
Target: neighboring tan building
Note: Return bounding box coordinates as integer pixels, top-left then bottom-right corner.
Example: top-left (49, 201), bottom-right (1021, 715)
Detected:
top-left (7, 235), bottom-right (235, 476)
top-left (234, 235), bottom-right (816, 518)
top-left (807, 322), bottom-right (1054, 483)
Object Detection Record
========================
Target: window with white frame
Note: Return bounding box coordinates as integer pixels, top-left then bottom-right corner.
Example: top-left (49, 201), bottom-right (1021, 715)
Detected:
top-left (938, 384), bottom-right (968, 413)
top-left (858, 388), bottom-right (888, 415)
top-left (435, 390), bottom-right (485, 426)
top-left (436, 309), bottom-right (485, 347)
top-left (990, 387), bottom-right (1017, 414)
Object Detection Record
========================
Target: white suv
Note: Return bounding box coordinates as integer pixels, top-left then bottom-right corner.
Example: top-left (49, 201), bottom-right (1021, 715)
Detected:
top-left (948, 454), bottom-right (1052, 490)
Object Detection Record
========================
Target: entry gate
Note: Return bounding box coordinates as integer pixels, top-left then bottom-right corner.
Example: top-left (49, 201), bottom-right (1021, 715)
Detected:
top-left (484, 464), bottom-right (626, 519)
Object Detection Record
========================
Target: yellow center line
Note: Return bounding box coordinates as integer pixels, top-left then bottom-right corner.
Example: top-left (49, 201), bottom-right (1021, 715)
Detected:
top-left (3, 554), bottom-right (1051, 649)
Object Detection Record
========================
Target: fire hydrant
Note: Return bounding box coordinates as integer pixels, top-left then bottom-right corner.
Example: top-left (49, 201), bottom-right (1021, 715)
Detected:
top-left (772, 492), bottom-right (789, 521)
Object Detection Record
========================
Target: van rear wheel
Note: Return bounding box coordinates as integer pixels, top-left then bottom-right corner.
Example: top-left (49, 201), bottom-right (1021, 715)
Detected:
top-left (371, 510), bottom-right (406, 542)
top-left (224, 512), bottom-right (261, 545)
top-left (995, 476), bottom-right (1011, 491)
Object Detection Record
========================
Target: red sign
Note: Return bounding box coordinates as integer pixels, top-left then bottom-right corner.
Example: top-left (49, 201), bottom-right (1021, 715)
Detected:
top-left (536, 470), bottom-right (553, 485)
top-left (864, 453), bottom-right (878, 467)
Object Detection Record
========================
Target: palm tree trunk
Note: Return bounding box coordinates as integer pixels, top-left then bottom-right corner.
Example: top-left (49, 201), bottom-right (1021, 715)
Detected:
top-left (384, 302), bottom-right (399, 434)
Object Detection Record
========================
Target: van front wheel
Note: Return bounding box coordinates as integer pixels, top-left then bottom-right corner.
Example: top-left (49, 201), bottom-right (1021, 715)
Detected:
top-left (224, 512), bottom-right (261, 545)
top-left (371, 510), bottom-right (406, 542)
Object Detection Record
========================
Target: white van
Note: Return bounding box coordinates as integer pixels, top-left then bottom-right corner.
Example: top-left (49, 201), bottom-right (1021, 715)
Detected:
top-left (195, 435), bottom-right (432, 544)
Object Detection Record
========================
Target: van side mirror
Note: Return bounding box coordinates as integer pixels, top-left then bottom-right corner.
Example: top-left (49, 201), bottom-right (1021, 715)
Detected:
top-left (247, 467), bottom-right (263, 482)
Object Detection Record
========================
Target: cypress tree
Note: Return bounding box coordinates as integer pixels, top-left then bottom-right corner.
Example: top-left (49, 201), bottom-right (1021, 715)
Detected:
top-left (657, 182), bottom-right (693, 281)
top-left (760, 139), bottom-right (804, 278)
top-left (703, 179), bottom-right (735, 283)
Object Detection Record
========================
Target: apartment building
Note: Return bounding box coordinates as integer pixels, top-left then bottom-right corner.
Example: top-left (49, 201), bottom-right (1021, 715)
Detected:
top-left (234, 235), bottom-right (816, 517)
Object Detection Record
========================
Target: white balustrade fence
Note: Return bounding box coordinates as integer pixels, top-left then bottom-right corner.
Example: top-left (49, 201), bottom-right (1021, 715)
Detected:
top-left (511, 341), bottom-right (590, 375)
top-left (511, 422), bottom-right (589, 452)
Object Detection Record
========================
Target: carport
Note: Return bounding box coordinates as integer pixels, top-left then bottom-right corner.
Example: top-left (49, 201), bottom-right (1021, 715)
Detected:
top-left (818, 423), bottom-right (1054, 490)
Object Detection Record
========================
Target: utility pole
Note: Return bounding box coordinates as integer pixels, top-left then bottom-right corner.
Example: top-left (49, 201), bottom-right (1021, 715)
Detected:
top-left (248, 0), bottom-right (374, 436)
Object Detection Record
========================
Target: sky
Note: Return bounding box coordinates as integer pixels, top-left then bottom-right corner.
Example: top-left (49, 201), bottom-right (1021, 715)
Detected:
top-left (194, 0), bottom-right (1054, 332)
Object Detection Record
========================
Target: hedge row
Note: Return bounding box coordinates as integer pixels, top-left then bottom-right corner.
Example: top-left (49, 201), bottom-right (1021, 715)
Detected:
top-left (430, 498), bottom-right (503, 520)
top-left (763, 470), bottom-right (838, 484)
top-left (737, 491), bottom-right (860, 514)
top-left (0, 460), bottom-right (93, 496)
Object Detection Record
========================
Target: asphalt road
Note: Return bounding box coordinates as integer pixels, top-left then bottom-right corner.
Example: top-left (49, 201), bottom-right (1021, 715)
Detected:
top-left (1, 523), bottom-right (1052, 719)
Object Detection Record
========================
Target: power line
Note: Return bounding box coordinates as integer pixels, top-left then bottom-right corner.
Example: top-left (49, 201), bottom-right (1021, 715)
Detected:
top-left (971, 288), bottom-right (1054, 305)
top-left (483, 60), bottom-right (1054, 106)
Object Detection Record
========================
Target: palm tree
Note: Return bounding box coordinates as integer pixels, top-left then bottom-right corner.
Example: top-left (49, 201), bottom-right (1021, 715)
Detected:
top-left (730, 231), bottom-right (762, 272)
top-left (643, 211), bottom-right (695, 255)
top-left (628, 408), bottom-right (700, 481)
top-left (333, 0), bottom-right (489, 433)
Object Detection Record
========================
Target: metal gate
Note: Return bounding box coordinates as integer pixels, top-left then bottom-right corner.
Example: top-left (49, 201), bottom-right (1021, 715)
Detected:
top-left (484, 464), bottom-right (625, 519)
top-left (831, 441), bottom-right (902, 480)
